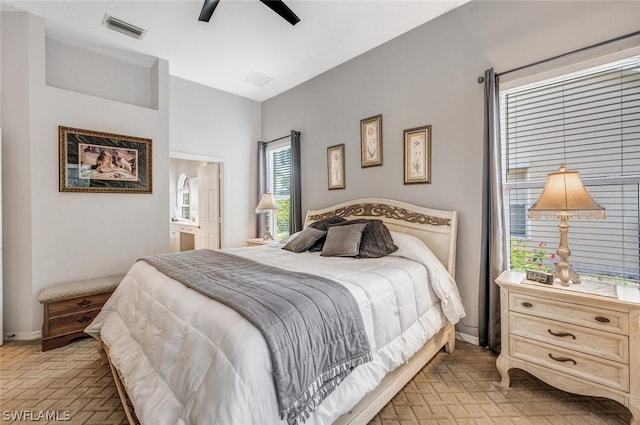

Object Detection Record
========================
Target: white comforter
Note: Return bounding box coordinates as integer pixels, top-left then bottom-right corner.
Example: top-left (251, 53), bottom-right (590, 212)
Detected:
top-left (86, 232), bottom-right (465, 425)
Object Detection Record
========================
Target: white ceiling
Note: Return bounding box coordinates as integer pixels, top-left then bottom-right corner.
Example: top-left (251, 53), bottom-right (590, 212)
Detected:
top-left (3, 0), bottom-right (469, 102)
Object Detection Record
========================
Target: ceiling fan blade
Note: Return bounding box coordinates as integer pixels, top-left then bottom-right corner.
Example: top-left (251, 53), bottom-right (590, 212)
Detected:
top-left (199, 0), bottom-right (220, 22)
top-left (259, 0), bottom-right (300, 25)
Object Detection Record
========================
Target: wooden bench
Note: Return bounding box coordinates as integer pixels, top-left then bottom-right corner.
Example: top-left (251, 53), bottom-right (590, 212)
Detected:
top-left (38, 275), bottom-right (124, 351)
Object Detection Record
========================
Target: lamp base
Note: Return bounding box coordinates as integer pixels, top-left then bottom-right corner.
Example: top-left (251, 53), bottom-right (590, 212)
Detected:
top-left (262, 231), bottom-right (274, 241)
top-left (262, 211), bottom-right (274, 241)
top-left (551, 215), bottom-right (581, 286)
top-left (550, 262), bottom-right (581, 286)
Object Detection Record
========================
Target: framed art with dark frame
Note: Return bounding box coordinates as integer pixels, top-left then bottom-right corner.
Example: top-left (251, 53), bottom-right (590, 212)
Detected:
top-left (59, 126), bottom-right (152, 193)
top-left (403, 125), bottom-right (431, 185)
top-left (360, 114), bottom-right (383, 168)
top-left (327, 143), bottom-right (345, 190)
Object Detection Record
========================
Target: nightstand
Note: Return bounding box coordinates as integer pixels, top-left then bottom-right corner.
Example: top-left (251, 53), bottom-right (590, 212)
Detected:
top-left (246, 238), bottom-right (277, 247)
top-left (496, 270), bottom-right (639, 425)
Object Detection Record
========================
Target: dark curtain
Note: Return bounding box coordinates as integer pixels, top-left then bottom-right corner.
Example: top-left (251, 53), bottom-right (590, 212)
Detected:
top-left (256, 131), bottom-right (302, 238)
top-left (290, 130), bottom-right (303, 234)
top-left (257, 141), bottom-right (267, 238)
top-left (478, 68), bottom-right (506, 353)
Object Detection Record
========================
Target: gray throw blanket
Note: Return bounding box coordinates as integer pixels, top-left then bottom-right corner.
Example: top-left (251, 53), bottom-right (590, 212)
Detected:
top-left (141, 249), bottom-right (372, 425)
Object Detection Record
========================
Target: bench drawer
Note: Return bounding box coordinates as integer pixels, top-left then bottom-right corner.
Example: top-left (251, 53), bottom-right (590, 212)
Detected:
top-left (46, 309), bottom-right (101, 336)
top-left (46, 291), bottom-right (113, 317)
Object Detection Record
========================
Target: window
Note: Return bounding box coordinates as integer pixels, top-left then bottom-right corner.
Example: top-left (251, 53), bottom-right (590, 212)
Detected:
top-left (501, 55), bottom-right (640, 286)
top-left (505, 167), bottom-right (528, 238)
top-left (177, 174), bottom-right (190, 220)
top-left (266, 141), bottom-right (291, 240)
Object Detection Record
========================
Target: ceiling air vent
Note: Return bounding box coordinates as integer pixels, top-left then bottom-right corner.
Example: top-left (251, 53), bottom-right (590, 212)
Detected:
top-left (102, 14), bottom-right (146, 40)
top-left (242, 72), bottom-right (273, 87)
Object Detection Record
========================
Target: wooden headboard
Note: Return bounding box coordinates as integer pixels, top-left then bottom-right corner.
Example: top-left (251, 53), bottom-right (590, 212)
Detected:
top-left (304, 198), bottom-right (458, 277)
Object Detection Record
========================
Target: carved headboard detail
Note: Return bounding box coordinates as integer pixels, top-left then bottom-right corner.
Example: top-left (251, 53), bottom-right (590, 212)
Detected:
top-left (306, 203), bottom-right (451, 227)
top-left (304, 198), bottom-right (458, 277)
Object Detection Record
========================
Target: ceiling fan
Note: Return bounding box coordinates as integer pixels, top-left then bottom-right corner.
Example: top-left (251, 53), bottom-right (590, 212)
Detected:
top-left (198, 0), bottom-right (301, 25)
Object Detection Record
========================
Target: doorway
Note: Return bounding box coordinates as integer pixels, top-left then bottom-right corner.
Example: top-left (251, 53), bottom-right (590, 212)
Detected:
top-left (169, 152), bottom-right (226, 251)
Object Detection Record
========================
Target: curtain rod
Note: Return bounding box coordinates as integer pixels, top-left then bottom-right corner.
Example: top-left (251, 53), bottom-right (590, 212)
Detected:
top-left (494, 29), bottom-right (640, 78)
top-left (261, 134), bottom-right (291, 144)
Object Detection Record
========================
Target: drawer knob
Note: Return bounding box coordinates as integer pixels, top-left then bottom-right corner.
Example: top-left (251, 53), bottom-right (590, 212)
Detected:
top-left (548, 353), bottom-right (577, 365)
top-left (76, 315), bottom-right (92, 324)
top-left (547, 329), bottom-right (576, 339)
top-left (595, 316), bottom-right (610, 323)
top-left (77, 299), bottom-right (92, 307)
top-left (521, 302), bottom-right (533, 308)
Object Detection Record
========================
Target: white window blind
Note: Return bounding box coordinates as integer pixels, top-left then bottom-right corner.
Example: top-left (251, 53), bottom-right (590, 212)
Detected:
top-left (501, 55), bottom-right (640, 287)
top-left (266, 141), bottom-right (291, 239)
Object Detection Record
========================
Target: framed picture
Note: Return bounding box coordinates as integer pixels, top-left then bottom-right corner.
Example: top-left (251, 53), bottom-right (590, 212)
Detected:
top-left (403, 125), bottom-right (431, 185)
top-left (327, 144), bottom-right (345, 190)
top-left (59, 126), bottom-right (152, 193)
top-left (360, 114), bottom-right (382, 168)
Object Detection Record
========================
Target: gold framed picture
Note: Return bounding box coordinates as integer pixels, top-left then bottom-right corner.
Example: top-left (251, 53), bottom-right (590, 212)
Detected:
top-left (403, 125), bottom-right (431, 185)
top-left (360, 114), bottom-right (382, 168)
top-left (327, 144), bottom-right (345, 190)
top-left (59, 126), bottom-right (152, 193)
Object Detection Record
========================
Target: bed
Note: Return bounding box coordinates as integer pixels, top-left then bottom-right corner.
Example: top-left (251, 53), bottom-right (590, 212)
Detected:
top-left (86, 198), bottom-right (465, 425)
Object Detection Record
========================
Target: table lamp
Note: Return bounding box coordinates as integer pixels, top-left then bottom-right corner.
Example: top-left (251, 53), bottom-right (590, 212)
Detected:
top-left (255, 192), bottom-right (279, 240)
top-left (527, 163), bottom-right (605, 286)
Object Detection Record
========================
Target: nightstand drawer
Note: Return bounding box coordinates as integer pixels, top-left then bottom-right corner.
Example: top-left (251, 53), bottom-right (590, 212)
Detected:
top-left (510, 335), bottom-right (629, 392)
top-left (509, 292), bottom-right (628, 335)
top-left (46, 292), bottom-right (113, 317)
top-left (510, 312), bottom-right (628, 363)
top-left (47, 309), bottom-right (101, 336)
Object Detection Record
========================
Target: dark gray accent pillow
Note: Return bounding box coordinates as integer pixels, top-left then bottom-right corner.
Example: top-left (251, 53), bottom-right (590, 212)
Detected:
top-left (282, 227), bottom-right (327, 253)
top-left (327, 219), bottom-right (398, 258)
top-left (308, 216), bottom-right (347, 252)
top-left (320, 223), bottom-right (367, 257)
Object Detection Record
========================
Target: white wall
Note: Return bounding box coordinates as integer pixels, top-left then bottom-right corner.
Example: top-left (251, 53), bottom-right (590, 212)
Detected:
top-left (1, 11), bottom-right (170, 338)
top-left (2, 12), bottom-right (37, 339)
top-left (169, 77), bottom-right (261, 247)
top-left (260, 1), bottom-right (640, 338)
top-left (46, 37), bottom-right (156, 109)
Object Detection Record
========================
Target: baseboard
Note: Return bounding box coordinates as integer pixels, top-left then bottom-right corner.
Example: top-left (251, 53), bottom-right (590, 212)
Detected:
top-left (455, 331), bottom-right (479, 346)
top-left (3, 330), bottom-right (41, 341)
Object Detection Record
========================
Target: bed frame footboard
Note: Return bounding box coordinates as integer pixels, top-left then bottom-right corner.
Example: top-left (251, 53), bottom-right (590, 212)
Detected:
top-left (98, 340), bottom-right (140, 425)
top-left (335, 322), bottom-right (455, 425)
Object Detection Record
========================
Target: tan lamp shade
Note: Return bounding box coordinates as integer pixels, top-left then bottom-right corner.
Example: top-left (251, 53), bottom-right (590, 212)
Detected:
top-left (255, 192), bottom-right (279, 213)
top-left (528, 163), bottom-right (605, 220)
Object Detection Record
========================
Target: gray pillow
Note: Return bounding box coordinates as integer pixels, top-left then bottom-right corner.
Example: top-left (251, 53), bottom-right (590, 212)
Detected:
top-left (308, 216), bottom-right (348, 252)
top-left (282, 227), bottom-right (327, 253)
top-left (320, 223), bottom-right (367, 257)
top-left (309, 216), bottom-right (347, 231)
top-left (327, 219), bottom-right (398, 258)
